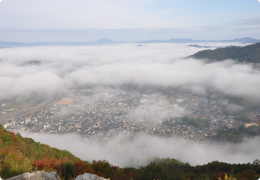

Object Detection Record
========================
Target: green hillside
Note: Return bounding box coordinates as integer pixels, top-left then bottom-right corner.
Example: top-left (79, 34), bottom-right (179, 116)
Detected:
top-left (190, 42), bottom-right (260, 63)
top-left (0, 124), bottom-right (80, 179)
top-left (0, 125), bottom-right (135, 180)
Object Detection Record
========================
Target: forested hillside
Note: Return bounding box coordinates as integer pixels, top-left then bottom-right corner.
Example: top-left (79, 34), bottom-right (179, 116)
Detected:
top-left (136, 158), bottom-right (260, 180)
top-left (190, 42), bottom-right (260, 63)
top-left (0, 124), bottom-right (77, 179)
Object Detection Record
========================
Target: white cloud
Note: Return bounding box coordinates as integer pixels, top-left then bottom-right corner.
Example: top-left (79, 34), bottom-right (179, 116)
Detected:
top-left (0, 43), bottom-right (259, 101)
top-left (127, 94), bottom-right (186, 126)
top-left (0, 71), bottom-right (64, 99)
top-left (224, 104), bottom-right (245, 114)
top-left (22, 132), bottom-right (260, 167)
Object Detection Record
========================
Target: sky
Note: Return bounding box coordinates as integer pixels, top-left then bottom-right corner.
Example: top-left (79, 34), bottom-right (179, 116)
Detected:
top-left (0, 0), bottom-right (260, 42)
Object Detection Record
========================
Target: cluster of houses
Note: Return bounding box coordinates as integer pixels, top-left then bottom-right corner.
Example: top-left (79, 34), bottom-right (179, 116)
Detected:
top-left (2, 87), bottom-right (260, 143)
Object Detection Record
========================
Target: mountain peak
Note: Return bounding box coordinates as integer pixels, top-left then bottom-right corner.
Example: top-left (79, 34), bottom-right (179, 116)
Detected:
top-left (95, 38), bottom-right (116, 44)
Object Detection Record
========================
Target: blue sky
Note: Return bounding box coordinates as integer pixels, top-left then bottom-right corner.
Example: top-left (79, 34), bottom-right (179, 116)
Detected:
top-left (0, 0), bottom-right (259, 42)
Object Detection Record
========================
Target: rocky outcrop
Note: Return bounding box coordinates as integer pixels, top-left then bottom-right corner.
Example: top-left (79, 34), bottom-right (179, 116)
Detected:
top-left (75, 173), bottom-right (107, 180)
top-left (6, 171), bottom-right (60, 180)
top-left (5, 171), bottom-right (107, 180)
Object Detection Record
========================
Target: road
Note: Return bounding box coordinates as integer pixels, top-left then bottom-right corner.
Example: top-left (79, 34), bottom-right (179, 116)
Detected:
top-left (0, 93), bottom-right (56, 122)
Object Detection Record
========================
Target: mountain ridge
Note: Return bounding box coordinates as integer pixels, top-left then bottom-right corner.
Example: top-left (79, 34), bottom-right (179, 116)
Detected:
top-left (0, 37), bottom-right (259, 48)
top-left (189, 42), bottom-right (260, 63)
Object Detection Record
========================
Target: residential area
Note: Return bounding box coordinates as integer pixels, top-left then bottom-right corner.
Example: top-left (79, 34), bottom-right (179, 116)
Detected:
top-left (1, 86), bottom-right (260, 144)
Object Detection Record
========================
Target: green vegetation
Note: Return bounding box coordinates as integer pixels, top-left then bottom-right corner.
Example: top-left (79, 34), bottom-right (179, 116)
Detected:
top-left (135, 161), bottom-right (184, 180)
top-left (182, 117), bottom-right (210, 128)
top-left (215, 125), bottom-right (260, 143)
top-left (164, 117), bottom-right (210, 128)
top-left (135, 158), bottom-right (260, 180)
top-left (190, 42), bottom-right (260, 63)
top-left (0, 125), bottom-right (135, 180)
top-left (0, 124), bottom-right (79, 179)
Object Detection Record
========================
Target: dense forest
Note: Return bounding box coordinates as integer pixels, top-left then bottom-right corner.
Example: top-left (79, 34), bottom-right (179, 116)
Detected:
top-left (1, 125), bottom-right (260, 180)
top-left (189, 42), bottom-right (260, 63)
top-left (136, 158), bottom-right (260, 180)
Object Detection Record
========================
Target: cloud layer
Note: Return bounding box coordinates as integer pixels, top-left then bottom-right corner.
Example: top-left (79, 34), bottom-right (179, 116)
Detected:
top-left (23, 133), bottom-right (260, 167)
top-left (2, 43), bottom-right (260, 167)
top-left (127, 95), bottom-right (186, 126)
top-left (0, 43), bottom-right (260, 101)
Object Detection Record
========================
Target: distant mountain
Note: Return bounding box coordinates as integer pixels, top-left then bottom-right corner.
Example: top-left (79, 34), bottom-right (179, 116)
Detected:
top-left (190, 42), bottom-right (260, 63)
top-left (138, 37), bottom-right (260, 44)
top-left (223, 37), bottom-right (260, 43)
top-left (94, 38), bottom-right (116, 44)
top-left (188, 45), bottom-right (212, 48)
top-left (0, 41), bottom-right (26, 48)
top-left (0, 37), bottom-right (259, 48)
top-left (0, 38), bottom-right (118, 48)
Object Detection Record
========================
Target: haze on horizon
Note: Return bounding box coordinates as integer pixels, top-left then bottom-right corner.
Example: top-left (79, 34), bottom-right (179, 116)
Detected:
top-left (0, 0), bottom-right (260, 42)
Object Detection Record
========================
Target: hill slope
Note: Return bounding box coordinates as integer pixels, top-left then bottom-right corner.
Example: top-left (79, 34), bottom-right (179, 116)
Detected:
top-left (0, 125), bottom-right (81, 179)
top-left (190, 42), bottom-right (260, 63)
top-left (0, 125), bottom-right (135, 180)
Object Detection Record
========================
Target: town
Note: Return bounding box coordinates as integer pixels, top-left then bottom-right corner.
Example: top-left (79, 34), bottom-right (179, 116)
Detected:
top-left (1, 86), bottom-right (260, 144)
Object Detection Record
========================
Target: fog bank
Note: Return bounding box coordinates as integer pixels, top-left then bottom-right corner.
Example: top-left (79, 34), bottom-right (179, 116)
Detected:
top-left (1, 43), bottom-right (259, 101)
top-left (23, 133), bottom-right (260, 167)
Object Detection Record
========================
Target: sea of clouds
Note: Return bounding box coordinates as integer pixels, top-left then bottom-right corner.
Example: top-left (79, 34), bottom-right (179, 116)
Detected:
top-left (2, 42), bottom-right (260, 167)
top-left (0, 43), bottom-right (259, 100)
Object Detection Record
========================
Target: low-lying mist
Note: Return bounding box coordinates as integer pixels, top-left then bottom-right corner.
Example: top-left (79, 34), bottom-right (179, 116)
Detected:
top-left (22, 132), bottom-right (260, 167)
top-left (2, 42), bottom-right (260, 168)
top-left (0, 43), bottom-right (260, 101)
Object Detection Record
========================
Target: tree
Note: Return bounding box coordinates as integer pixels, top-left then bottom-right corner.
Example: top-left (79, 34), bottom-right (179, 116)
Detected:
top-left (253, 159), bottom-right (260, 165)
top-left (217, 173), bottom-right (236, 180)
top-left (62, 162), bottom-right (76, 180)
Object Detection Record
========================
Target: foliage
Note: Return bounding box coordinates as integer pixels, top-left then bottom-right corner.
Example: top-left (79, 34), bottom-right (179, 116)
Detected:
top-left (91, 160), bottom-right (123, 179)
top-left (135, 161), bottom-right (184, 180)
top-left (0, 128), bottom-right (78, 179)
top-left (190, 42), bottom-right (260, 63)
top-left (0, 128), bottom-right (136, 180)
top-left (182, 117), bottom-right (210, 128)
top-left (62, 162), bottom-right (76, 180)
top-left (215, 125), bottom-right (260, 143)
top-left (134, 158), bottom-right (260, 180)
top-left (217, 173), bottom-right (236, 180)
